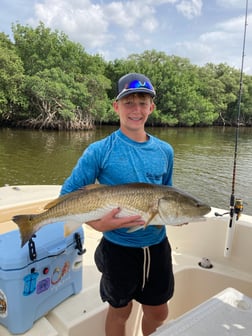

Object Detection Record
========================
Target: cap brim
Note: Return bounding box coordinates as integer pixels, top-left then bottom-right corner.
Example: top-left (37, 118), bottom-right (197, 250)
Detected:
top-left (116, 88), bottom-right (155, 101)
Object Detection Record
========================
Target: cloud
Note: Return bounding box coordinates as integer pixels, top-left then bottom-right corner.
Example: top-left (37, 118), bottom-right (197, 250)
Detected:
top-left (173, 11), bottom-right (252, 74)
top-left (201, 14), bottom-right (252, 51)
top-left (105, 2), bottom-right (154, 27)
top-left (103, 1), bottom-right (159, 35)
top-left (16, 0), bottom-right (251, 73)
top-left (29, 0), bottom-right (202, 51)
top-left (173, 40), bottom-right (212, 65)
top-left (28, 0), bottom-right (163, 52)
top-left (30, 0), bottom-right (111, 48)
top-left (216, 0), bottom-right (247, 9)
top-left (176, 0), bottom-right (202, 19)
top-left (217, 14), bottom-right (249, 32)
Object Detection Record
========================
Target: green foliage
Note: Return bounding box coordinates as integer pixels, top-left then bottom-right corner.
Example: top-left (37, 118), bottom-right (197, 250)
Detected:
top-left (0, 23), bottom-right (251, 129)
top-left (8, 23), bottom-right (110, 129)
top-left (241, 75), bottom-right (252, 125)
top-left (0, 33), bottom-right (27, 122)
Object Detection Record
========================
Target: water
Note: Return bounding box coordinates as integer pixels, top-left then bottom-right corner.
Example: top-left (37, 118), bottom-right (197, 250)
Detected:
top-left (0, 126), bottom-right (251, 214)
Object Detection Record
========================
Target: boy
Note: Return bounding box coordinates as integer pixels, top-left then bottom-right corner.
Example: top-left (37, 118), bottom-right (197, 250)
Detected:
top-left (60, 73), bottom-right (174, 336)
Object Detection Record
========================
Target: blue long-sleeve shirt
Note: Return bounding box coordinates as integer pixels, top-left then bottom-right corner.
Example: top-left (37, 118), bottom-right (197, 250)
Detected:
top-left (60, 129), bottom-right (174, 247)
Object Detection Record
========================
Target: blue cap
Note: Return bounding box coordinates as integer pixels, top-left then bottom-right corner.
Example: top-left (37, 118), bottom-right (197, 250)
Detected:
top-left (116, 73), bottom-right (156, 100)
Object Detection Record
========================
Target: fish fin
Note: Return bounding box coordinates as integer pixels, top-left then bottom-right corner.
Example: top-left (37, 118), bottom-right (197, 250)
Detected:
top-left (127, 225), bottom-right (143, 233)
top-left (12, 214), bottom-right (36, 247)
top-left (148, 213), bottom-right (164, 225)
top-left (82, 184), bottom-right (107, 190)
top-left (127, 223), bottom-right (163, 233)
top-left (44, 189), bottom-right (84, 209)
top-left (127, 210), bottom-right (158, 233)
top-left (44, 197), bottom-right (65, 209)
top-left (44, 184), bottom-right (108, 210)
top-left (64, 221), bottom-right (82, 237)
top-left (145, 210), bottom-right (159, 227)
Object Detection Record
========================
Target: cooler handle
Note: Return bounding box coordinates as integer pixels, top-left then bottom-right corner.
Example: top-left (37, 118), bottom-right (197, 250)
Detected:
top-left (28, 235), bottom-right (66, 261)
top-left (74, 232), bottom-right (86, 255)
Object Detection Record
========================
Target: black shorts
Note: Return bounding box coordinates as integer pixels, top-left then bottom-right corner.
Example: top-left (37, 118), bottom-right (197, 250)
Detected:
top-left (94, 237), bottom-right (174, 308)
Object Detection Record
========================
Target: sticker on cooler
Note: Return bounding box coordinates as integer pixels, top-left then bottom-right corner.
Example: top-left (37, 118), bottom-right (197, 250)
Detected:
top-left (37, 277), bottom-right (50, 294)
top-left (0, 290), bottom-right (7, 318)
top-left (51, 261), bottom-right (70, 285)
top-left (23, 271), bottom-right (39, 296)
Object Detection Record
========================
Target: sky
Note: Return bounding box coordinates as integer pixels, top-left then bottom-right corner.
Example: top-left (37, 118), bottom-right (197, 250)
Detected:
top-left (1, 0), bottom-right (252, 74)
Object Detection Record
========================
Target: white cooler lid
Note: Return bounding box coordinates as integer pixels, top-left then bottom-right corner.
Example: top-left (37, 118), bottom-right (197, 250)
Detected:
top-left (153, 287), bottom-right (252, 335)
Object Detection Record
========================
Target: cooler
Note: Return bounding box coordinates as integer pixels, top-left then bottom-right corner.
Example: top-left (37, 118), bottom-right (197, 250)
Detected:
top-left (0, 222), bottom-right (85, 334)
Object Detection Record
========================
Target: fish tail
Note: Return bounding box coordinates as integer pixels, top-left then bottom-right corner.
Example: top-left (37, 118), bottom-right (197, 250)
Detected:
top-left (12, 214), bottom-right (37, 248)
top-left (127, 225), bottom-right (144, 233)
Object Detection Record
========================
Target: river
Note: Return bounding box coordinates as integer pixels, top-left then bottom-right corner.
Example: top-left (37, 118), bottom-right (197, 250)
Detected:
top-left (0, 126), bottom-right (251, 215)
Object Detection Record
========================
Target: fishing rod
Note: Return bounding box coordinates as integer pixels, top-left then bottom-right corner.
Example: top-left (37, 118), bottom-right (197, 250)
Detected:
top-left (224, 0), bottom-right (248, 257)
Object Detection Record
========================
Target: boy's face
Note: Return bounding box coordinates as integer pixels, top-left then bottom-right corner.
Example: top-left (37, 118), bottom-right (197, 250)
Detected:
top-left (113, 93), bottom-right (155, 132)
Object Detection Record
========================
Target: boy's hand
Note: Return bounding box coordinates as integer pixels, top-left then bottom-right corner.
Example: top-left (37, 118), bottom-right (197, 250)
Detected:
top-left (86, 207), bottom-right (145, 232)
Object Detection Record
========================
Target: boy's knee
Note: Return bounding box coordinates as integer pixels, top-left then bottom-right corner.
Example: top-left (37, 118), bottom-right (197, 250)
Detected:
top-left (142, 303), bottom-right (168, 322)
